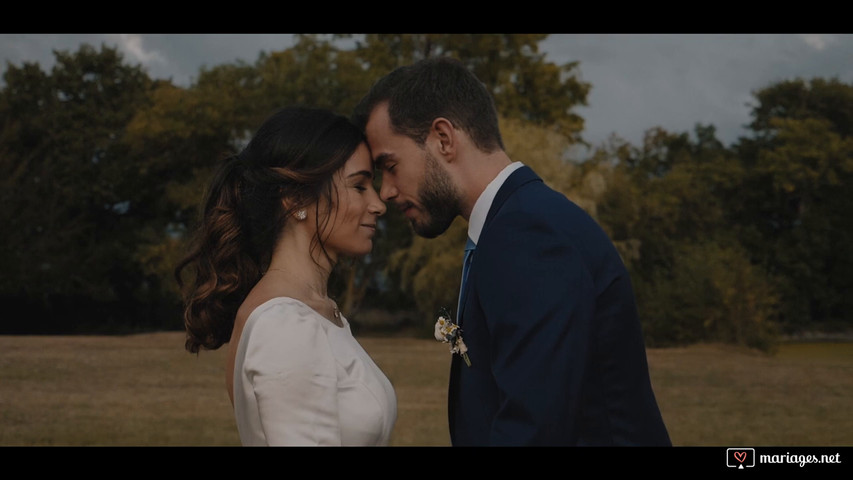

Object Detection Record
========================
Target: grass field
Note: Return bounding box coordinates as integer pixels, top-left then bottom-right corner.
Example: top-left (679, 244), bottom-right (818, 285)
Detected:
top-left (0, 332), bottom-right (850, 446)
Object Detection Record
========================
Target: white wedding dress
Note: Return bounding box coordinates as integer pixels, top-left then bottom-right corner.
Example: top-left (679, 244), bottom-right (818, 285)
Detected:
top-left (233, 297), bottom-right (397, 446)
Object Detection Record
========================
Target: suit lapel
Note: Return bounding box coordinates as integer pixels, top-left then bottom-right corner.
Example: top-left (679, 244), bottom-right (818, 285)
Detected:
top-left (458, 166), bottom-right (543, 322)
top-left (483, 165), bottom-right (542, 230)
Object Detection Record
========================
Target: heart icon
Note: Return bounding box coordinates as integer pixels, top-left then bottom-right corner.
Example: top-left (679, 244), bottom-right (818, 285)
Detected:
top-left (734, 451), bottom-right (747, 463)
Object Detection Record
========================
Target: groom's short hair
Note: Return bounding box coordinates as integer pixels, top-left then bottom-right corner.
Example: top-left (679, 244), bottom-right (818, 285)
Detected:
top-left (353, 56), bottom-right (505, 153)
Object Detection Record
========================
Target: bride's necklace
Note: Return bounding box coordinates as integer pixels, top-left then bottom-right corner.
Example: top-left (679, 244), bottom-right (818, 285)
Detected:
top-left (264, 268), bottom-right (341, 322)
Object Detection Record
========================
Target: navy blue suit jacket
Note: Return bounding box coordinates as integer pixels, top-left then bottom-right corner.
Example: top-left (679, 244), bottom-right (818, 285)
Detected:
top-left (448, 166), bottom-right (671, 446)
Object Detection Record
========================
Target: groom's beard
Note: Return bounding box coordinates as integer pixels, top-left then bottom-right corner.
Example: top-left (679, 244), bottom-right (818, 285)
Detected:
top-left (411, 150), bottom-right (461, 239)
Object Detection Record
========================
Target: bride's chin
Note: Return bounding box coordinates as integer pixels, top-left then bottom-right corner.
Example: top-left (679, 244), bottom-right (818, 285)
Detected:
top-left (355, 243), bottom-right (374, 256)
top-left (339, 243), bottom-right (374, 259)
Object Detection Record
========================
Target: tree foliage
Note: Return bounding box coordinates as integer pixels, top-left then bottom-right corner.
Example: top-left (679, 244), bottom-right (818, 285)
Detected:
top-left (0, 44), bottom-right (168, 332)
top-left (592, 125), bottom-right (781, 350)
top-left (730, 79), bottom-right (853, 331)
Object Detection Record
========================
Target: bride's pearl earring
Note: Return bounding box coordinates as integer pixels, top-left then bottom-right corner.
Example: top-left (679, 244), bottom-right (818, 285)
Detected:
top-left (295, 209), bottom-right (307, 221)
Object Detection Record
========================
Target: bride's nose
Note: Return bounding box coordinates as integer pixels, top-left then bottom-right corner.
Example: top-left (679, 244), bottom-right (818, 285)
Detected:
top-left (369, 198), bottom-right (386, 217)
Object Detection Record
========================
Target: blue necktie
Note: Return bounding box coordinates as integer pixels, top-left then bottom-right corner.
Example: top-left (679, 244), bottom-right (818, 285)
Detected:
top-left (457, 237), bottom-right (476, 319)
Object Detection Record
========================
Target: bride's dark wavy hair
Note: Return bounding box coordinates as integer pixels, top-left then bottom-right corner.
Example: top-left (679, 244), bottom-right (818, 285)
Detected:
top-left (175, 106), bottom-right (364, 353)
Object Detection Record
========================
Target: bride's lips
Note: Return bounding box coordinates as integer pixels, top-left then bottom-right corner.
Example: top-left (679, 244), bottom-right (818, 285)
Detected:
top-left (361, 223), bottom-right (377, 232)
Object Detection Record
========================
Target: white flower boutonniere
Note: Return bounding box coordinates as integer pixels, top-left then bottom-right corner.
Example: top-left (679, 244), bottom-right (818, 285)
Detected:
top-left (434, 307), bottom-right (471, 367)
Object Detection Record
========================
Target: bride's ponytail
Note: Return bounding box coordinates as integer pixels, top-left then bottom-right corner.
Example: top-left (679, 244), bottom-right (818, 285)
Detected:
top-left (177, 154), bottom-right (261, 353)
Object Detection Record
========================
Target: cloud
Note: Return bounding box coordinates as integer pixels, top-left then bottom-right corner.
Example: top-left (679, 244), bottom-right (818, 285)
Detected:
top-left (798, 34), bottom-right (837, 51)
top-left (108, 34), bottom-right (165, 66)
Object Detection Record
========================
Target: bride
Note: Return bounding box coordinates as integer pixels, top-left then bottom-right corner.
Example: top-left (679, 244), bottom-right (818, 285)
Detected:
top-left (176, 106), bottom-right (396, 446)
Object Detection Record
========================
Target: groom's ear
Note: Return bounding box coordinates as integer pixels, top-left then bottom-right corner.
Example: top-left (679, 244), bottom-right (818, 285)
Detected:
top-left (430, 117), bottom-right (458, 161)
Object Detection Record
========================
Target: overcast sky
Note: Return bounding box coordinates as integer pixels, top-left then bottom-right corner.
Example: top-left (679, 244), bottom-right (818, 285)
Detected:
top-left (2, 33), bottom-right (851, 149)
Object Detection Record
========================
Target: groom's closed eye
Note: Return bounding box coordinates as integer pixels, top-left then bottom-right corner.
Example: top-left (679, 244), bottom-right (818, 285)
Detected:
top-left (374, 153), bottom-right (395, 173)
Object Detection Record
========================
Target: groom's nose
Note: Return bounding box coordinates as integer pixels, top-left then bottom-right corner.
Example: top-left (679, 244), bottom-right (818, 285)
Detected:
top-left (380, 178), bottom-right (397, 202)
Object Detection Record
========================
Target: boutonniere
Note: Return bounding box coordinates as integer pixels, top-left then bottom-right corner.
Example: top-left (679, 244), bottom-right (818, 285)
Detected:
top-left (434, 307), bottom-right (471, 367)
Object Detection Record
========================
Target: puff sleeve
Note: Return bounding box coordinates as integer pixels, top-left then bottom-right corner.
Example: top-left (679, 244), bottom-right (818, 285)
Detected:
top-left (240, 304), bottom-right (341, 445)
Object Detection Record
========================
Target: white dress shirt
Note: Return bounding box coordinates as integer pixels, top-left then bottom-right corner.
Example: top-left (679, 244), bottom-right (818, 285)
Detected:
top-left (467, 162), bottom-right (525, 244)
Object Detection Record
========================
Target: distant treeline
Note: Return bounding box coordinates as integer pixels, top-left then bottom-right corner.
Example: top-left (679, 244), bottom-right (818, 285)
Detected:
top-left (2, 35), bottom-right (851, 350)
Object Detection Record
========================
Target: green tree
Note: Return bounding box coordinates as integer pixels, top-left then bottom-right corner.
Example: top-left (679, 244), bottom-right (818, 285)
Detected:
top-left (731, 78), bottom-right (853, 331)
top-left (0, 44), bottom-right (163, 332)
top-left (597, 127), bottom-right (732, 279)
top-left (748, 78), bottom-right (853, 138)
top-left (124, 80), bottom-right (241, 302)
top-left (595, 125), bottom-right (780, 349)
top-left (252, 35), bottom-right (377, 117)
top-left (639, 242), bottom-right (779, 351)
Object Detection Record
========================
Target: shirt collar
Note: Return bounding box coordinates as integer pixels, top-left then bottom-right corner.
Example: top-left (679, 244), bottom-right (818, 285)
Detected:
top-left (467, 162), bottom-right (524, 244)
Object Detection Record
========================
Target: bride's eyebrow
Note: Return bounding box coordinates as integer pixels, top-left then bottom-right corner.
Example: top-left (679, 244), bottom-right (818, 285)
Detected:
top-left (347, 170), bottom-right (374, 181)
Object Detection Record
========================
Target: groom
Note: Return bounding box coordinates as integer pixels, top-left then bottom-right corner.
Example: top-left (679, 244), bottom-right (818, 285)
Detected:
top-left (353, 57), bottom-right (671, 446)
